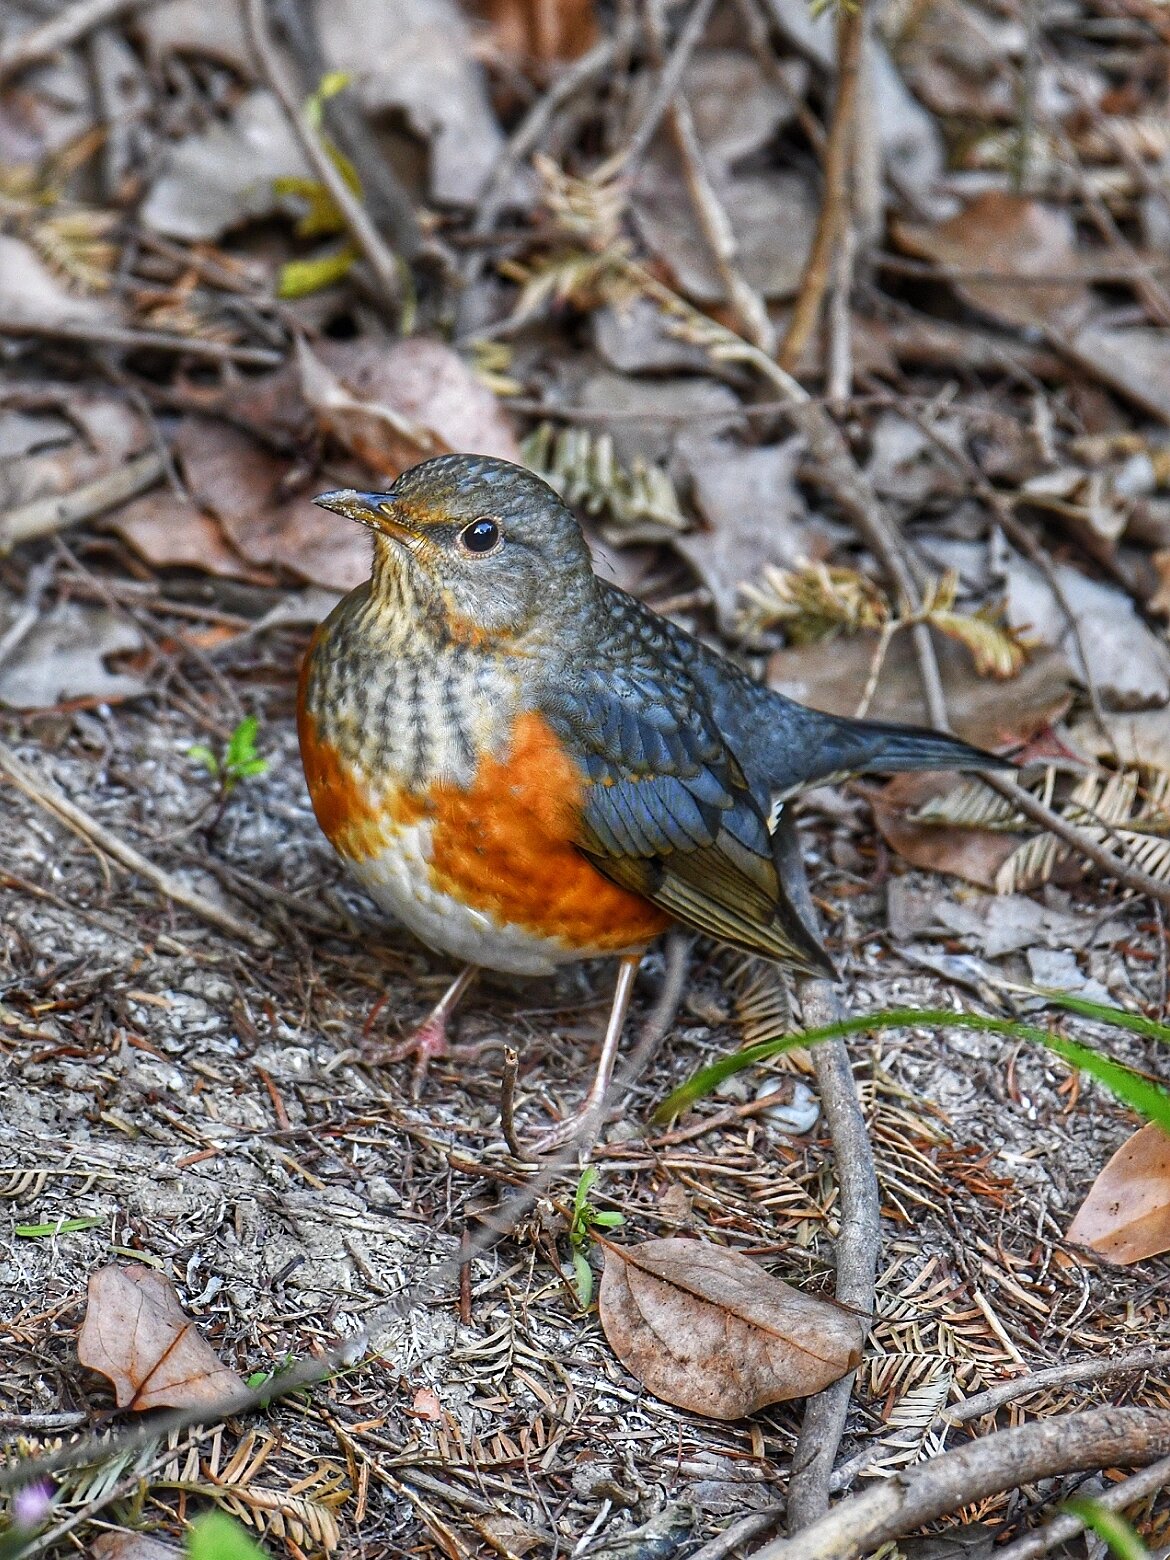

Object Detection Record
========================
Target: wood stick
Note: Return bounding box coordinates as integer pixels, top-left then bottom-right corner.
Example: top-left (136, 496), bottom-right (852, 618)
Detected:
top-left (0, 0), bottom-right (158, 82)
top-left (750, 1408), bottom-right (1170, 1560)
top-left (995, 1453), bottom-right (1170, 1560)
top-left (0, 314), bottom-right (282, 366)
top-left (0, 449), bottom-right (166, 557)
top-left (0, 740), bottom-right (275, 949)
top-left (242, 0), bottom-right (404, 319)
top-left (948, 1345), bottom-right (1170, 1424)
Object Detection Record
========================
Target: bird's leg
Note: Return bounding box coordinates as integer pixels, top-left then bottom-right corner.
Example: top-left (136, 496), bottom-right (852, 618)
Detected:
top-left (373, 964), bottom-right (479, 1096)
top-left (525, 954), bottom-right (640, 1156)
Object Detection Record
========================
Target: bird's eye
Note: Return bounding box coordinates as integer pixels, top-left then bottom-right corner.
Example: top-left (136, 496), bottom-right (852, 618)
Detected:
top-left (458, 517), bottom-right (501, 555)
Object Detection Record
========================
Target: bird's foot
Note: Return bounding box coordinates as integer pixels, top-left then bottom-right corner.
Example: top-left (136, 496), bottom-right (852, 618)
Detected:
top-left (520, 1095), bottom-right (612, 1159)
top-left (367, 1013), bottom-right (452, 1097)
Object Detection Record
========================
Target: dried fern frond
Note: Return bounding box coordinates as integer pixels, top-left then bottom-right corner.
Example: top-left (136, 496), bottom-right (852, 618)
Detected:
top-left (30, 209), bottom-right (118, 292)
top-left (737, 561), bottom-right (890, 641)
top-left (724, 954), bottom-right (796, 1051)
top-left (909, 765), bottom-right (1170, 893)
top-left (532, 153), bottom-right (628, 252)
top-left (921, 571), bottom-right (1028, 680)
top-left (523, 423), bottom-right (686, 534)
top-left (468, 339), bottom-right (523, 398)
top-left (997, 767), bottom-right (1170, 894)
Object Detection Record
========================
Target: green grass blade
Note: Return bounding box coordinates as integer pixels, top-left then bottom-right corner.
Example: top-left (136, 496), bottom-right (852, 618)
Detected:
top-left (1064, 1499), bottom-right (1149, 1560)
top-left (654, 1007), bottom-right (1170, 1135)
top-left (1029, 989), bottom-right (1170, 1045)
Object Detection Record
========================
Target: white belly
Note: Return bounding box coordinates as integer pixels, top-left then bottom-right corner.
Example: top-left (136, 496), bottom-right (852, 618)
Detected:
top-left (346, 818), bottom-right (586, 977)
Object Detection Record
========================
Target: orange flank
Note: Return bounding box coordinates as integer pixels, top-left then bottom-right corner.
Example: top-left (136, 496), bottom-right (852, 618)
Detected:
top-left (426, 710), bottom-right (672, 951)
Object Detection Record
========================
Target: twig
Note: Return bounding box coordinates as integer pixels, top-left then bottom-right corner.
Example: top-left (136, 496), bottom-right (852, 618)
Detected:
top-left (664, 66), bottom-right (775, 353)
top-left (0, 740), bottom-right (275, 949)
top-left (0, 449), bottom-right (165, 558)
top-left (948, 1345), bottom-right (1170, 1424)
top-left (786, 984), bottom-right (881, 1529)
top-left (779, 0), bottom-right (864, 373)
top-left (270, 0), bottom-right (423, 264)
top-left (688, 1509), bottom-right (786, 1560)
top-left (0, 313), bottom-right (282, 365)
top-left (995, 1453), bottom-right (1170, 1560)
top-left (500, 1046), bottom-right (523, 1157)
top-left (242, 0), bottom-right (404, 318)
top-left (749, 1408), bottom-right (1170, 1560)
top-left (597, 0), bottom-right (719, 179)
top-left (0, 0), bottom-right (158, 82)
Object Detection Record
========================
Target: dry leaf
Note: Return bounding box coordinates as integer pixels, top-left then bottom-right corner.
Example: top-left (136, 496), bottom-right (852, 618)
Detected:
top-left (597, 1237), bottom-right (864, 1419)
top-left (298, 338), bottom-right (521, 480)
top-left (896, 194), bottom-right (1092, 332)
top-left (175, 418), bottom-right (372, 591)
top-left (318, 0), bottom-right (505, 205)
top-left (475, 0), bottom-right (598, 65)
top-left (78, 1263), bottom-right (247, 1411)
top-left (140, 90), bottom-right (308, 242)
top-left (767, 632), bottom-right (1073, 752)
top-left (0, 602), bottom-right (146, 711)
top-left (91, 1534), bottom-right (182, 1559)
top-left (870, 772), bottom-right (1024, 890)
top-left (1068, 1123), bottom-right (1170, 1264)
top-left (109, 492), bottom-right (274, 583)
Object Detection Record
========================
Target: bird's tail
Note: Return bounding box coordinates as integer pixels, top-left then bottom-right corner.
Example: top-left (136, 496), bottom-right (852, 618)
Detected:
top-left (775, 708), bottom-right (1012, 799)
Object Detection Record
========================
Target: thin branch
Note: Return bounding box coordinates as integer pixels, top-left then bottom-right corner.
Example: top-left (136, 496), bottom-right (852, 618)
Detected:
top-left (597, 0), bottom-right (719, 179)
top-left (0, 0), bottom-right (158, 82)
top-left (786, 985), bottom-right (881, 1528)
top-left (0, 740), bottom-right (276, 950)
top-left (749, 1408), bottom-right (1170, 1560)
top-left (779, 1), bottom-right (864, 373)
top-left (0, 449), bottom-right (165, 558)
top-left (242, 0), bottom-right (405, 319)
top-left (948, 1345), bottom-right (1170, 1425)
top-left (995, 1453), bottom-right (1170, 1560)
top-left (0, 313), bottom-right (282, 366)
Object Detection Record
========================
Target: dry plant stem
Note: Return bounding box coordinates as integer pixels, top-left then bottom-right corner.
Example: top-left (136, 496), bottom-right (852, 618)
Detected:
top-left (751, 1408), bottom-right (1170, 1560)
top-left (0, 0), bottom-right (157, 81)
top-left (786, 984), bottom-right (881, 1530)
top-left (986, 772), bottom-right (1170, 908)
top-left (779, 0), bottom-right (864, 374)
top-left (688, 1509), bottom-right (785, 1560)
top-left (995, 1453), bottom-right (1170, 1560)
top-left (0, 740), bottom-right (275, 949)
top-left (272, 0), bottom-right (422, 263)
top-left (949, 1344), bottom-right (1170, 1424)
top-left (0, 313), bottom-right (282, 366)
top-left (242, 0), bottom-right (403, 318)
top-left (500, 1046), bottom-right (523, 1157)
top-left (598, 0), bottom-right (719, 179)
top-left (666, 91), bottom-right (775, 353)
top-left (0, 448), bottom-right (165, 557)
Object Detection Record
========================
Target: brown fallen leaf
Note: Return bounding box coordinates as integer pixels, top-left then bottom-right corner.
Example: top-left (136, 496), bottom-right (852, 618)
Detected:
top-left (474, 0), bottom-right (598, 65)
top-left (91, 1534), bottom-right (182, 1559)
top-left (597, 1236), bottom-right (864, 1419)
top-left (895, 193), bottom-right (1092, 332)
top-left (174, 418), bottom-right (371, 591)
top-left (1068, 1123), bottom-right (1170, 1265)
top-left (869, 772), bottom-right (1024, 890)
top-left (767, 632), bottom-right (1073, 752)
top-left (78, 1263), bottom-right (247, 1411)
top-left (298, 338), bottom-right (521, 481)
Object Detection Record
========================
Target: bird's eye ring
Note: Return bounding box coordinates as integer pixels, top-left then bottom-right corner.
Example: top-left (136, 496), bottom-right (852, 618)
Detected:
top-left (458, 517), bottom-right (502, 555)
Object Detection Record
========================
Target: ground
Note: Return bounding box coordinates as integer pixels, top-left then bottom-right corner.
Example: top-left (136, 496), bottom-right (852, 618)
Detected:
top-left (3, 674), bottom-right (1167, 1556)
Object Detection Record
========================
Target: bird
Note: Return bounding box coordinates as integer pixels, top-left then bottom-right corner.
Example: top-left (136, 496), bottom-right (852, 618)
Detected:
top-left (298, 453), bottom-right (1008, 1150)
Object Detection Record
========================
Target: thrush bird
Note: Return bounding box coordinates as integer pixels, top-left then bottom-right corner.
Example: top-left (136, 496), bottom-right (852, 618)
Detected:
top-left (298, 454), bottom-right (1004, 1148)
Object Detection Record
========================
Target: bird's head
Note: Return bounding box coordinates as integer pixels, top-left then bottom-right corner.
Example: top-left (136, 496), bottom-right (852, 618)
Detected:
top-left (315, 454), bottom-right (596, 647)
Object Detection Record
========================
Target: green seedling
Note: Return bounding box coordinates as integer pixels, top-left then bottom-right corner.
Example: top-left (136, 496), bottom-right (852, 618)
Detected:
top-left (566, 1166), bottom-right (624, 1308)
top-left (188, 716), bottom-right (268, 796)
top-left (187, 1511), bottom-right (270, 1560)
top-left (14, 1216), bottom-right (103, 1238)
top-left (1064, 1498), bottom-right (1149, 1560)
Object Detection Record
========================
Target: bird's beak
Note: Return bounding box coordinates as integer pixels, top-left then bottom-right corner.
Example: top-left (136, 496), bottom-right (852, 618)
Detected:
top-left (314, 489), bottom-right (416, 545)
